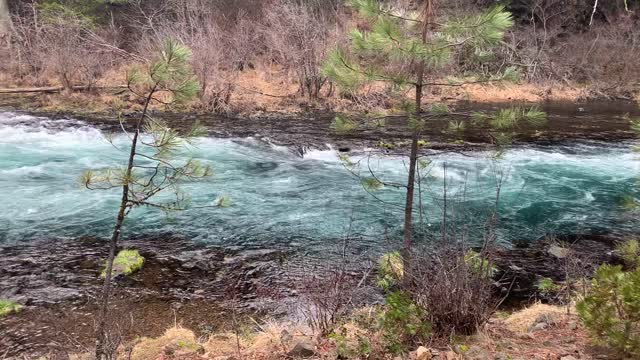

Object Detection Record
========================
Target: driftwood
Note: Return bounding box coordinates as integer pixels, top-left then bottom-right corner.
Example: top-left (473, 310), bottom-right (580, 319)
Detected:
top-left (0, 85), bottom-right (128, 94)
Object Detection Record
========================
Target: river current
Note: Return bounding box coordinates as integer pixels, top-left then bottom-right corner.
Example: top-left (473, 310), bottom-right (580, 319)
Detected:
top-left (1, 111), bottom-right (638, 251)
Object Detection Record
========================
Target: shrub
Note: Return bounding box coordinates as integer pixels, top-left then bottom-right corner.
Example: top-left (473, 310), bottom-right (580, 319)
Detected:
top-left (328, 328), bottom-right (372, 359)
top-left (577, 264), bottom-right (640, 357)
top-left (298, 266), bottom-right (364, 335)
top-left (536, 277), bottom-right (559, 295)
top-left (464, 249), bottom-right (496, 278)
top-left (377, 291), bottom-right (431, 354)
top-left (102, 249), bottom-right (145, 278)
top-left (331, 115), bottom-right (358, 134)
top-left (616, 239), bottom-right (640, 269)
top-left (376, 251), bottom-right (403, 290)
top-left (409, 247), bottom-right (498, 337)
top-left (0, 299), bottom-right (22, 317)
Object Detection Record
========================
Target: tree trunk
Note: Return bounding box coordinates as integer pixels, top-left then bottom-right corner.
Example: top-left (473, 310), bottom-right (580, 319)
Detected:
top-left (0, 0), bottom-right (11, 41)
top-left (95, 87), bottom-right (155, 359)
top-left (402, 0), bottom-right (433, 257)
top-left (401, 79), bottom-right (422, 261)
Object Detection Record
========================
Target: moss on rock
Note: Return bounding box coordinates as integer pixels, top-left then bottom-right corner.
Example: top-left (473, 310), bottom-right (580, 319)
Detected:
top-left (102, 249), bottom-right (145, 278)
top-left (0, 299), bottom-right (22, 317)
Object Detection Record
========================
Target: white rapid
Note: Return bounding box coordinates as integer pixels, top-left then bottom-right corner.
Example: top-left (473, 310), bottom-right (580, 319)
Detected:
top-left (1, 111), bottom-right (638, 251)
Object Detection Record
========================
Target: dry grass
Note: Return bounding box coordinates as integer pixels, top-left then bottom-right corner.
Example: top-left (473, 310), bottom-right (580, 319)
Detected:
top-left (462, 303), bottom-right (604, 360)
top-left (503, 302), bottom-right (570, 334)
top-left (2, 59), bottom-right (591, 119)
top-left (118, 321), bottom-right (316, 360)
top-left (441, 83), bottom-right (586, 103)
top-left (65, 305), bottom-right (608, 360)
top-left (130, 327), bottom-right (202, 360)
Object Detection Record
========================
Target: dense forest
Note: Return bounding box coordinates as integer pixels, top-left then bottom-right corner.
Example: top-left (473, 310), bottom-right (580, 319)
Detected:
top-left (1, 0), bottom-right (640, 113)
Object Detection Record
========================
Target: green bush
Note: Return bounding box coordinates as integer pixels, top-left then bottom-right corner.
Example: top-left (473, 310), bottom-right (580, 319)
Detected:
top-left (328, 330), bottom-right (371, 359)
top-left (375, 251), bottom-right (403, 290)
top-left (464, 250), bottom-right (496, 278)
top-left (102, 249), bottom-right (145, 278)
top-left (536, 277), bottom-right (559, 295)
top-left (378, 291), bottom-right (431, 354)
top-left (0, 299), bottom-right (22, 317)
top-left (616, 239), bottom-right (640, 269)
top-left (577, 264), bottom-right (640, 357)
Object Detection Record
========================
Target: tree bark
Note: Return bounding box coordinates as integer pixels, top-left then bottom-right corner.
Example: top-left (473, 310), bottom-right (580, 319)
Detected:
top-left (402, 0), bottom-right (433, 257)
top-left (95, 86), bottom-right (155, 359)
top-left (0, 0), bottom-right (11, 40)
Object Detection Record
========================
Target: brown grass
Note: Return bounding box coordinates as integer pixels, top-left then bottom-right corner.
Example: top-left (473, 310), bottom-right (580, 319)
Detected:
top-left (503, 302), bottom-right (570, 334)
top-left (2, 61), bottom-right (591, 119)
top-left (129, 327), bottom-right (202, 360)
top-left (64, 304), bottom-right (610, 360)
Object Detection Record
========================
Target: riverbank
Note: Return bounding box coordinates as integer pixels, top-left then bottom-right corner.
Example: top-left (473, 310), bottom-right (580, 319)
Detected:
top-left (108, 303), bottom-right (613, 359)
top-left (0, 232), bottom-right (624, 357)
top-left (1, 94), bottom-right (639, 153)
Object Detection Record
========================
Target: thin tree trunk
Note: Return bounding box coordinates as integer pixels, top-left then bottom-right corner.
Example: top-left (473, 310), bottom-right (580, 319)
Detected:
top-left (402, 0), bottom-right (433, 257)
top-left (95, 86), bottom-right (156, 359)
top-left (403, 77), bottom-right (422, 251)
top-left (0, 0), bottom-right (12, 43)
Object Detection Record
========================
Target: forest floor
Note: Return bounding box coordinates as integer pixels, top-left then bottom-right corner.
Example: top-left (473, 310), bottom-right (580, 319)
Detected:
top-left (62, 303), bottom-right (617, 360)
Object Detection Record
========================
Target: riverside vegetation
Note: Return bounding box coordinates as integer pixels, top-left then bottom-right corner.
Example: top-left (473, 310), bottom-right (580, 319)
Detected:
top-left (2, 0), bottom-right (640, 359)
top-left (0, 0), bottom-right (639, 115)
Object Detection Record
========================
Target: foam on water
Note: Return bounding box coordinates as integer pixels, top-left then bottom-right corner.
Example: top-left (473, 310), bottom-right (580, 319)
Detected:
top-left (1, 111), bottom-right (639, 250)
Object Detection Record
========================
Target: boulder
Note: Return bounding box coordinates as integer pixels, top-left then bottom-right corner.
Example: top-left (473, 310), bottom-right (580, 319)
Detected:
top-left (548, 245), bottom-right (569, 259)
top-left (288, 341), bottom-right (315, 358)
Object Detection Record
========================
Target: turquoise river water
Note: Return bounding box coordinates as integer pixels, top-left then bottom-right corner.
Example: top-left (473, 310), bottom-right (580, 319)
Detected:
top-left (1, 111), bottom-right (639, 251)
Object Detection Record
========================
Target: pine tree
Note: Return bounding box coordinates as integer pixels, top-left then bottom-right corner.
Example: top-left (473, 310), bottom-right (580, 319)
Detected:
top-left (322, 0), bottom-right (515, 259)
top-left (81, 39), bottom-right (210, 359)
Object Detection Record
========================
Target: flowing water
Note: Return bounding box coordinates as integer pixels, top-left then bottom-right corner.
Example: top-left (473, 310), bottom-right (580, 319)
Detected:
top-left (1, 111), bottom-right (639, 254)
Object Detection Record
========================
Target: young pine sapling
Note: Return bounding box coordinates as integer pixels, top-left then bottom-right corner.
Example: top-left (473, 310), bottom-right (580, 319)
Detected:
top-left (322, 0), bottom-right (519, 258)
top-left (80, 39), bottom-right (212, 359)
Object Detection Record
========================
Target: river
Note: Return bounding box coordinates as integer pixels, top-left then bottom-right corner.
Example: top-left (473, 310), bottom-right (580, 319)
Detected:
top-left (1, 110), bottom-right (639, 252)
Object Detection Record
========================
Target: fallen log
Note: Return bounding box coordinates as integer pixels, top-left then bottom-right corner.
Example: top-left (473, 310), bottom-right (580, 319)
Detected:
top-left (0, 85), bottom-right (128, 94)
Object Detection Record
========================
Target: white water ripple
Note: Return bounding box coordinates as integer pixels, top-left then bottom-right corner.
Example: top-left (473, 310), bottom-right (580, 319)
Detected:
top-left (1, 111), bottom-right (639, 250)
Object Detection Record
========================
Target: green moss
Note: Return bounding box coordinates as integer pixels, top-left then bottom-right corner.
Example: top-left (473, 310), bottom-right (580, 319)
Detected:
top-left (102, 249), bottom-right (145, 278)
top-left (0, 299), bottom-right (22, 317)
top-left (176, 339), bottom-right (202, 351)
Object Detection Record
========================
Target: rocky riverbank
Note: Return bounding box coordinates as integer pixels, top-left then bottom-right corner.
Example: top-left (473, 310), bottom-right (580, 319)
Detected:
top-left (2, 95), bottom-right (639, 154)
top-left (0, 232), bottom-right (623, 357)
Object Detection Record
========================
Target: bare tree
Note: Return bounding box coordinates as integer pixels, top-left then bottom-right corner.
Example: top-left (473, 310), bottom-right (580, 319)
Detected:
top-left (134, 0), bottom-right (258, 113)
top-left (262, 0), bottom-right (339, 99)
top-left (8, 3), bottom-right (119, 89)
